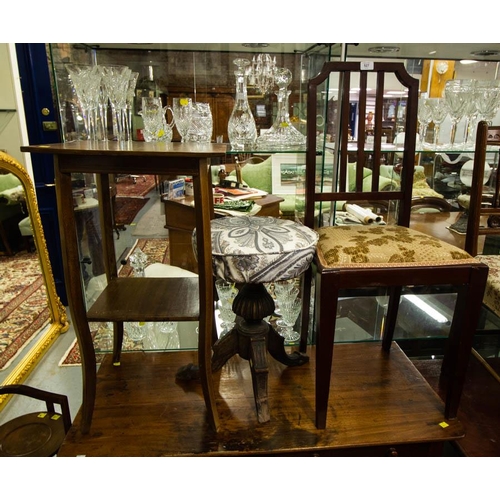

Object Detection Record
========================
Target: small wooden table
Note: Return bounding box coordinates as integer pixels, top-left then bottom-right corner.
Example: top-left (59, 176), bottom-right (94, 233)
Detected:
top-left (163, 194), bottom-right (284, 273)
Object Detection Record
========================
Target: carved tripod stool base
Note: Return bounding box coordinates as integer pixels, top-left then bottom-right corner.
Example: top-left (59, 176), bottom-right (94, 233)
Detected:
top-left (211, 283), bottom-right (309, 423)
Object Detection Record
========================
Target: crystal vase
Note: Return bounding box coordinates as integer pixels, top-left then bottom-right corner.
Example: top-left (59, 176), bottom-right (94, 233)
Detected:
top-left (228, 58), bottom-right (257, 150)
top-left (257, 68), bottom-right (306, 150)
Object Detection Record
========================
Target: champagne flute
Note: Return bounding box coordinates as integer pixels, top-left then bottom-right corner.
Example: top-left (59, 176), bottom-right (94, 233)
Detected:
top-left (172, 97), bottom-right (194, 142)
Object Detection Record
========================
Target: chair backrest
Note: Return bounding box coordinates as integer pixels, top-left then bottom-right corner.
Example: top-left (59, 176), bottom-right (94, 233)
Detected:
top-left (304, 61), bottom-right (419, 229)
top-left (465, 120), bottom-right (500, 256)
top-left (0, 384), bottom-right (72, 433)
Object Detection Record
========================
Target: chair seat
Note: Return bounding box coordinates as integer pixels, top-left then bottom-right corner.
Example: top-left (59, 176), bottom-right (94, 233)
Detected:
top-left (208, 216), bottom-right (318, 284)
top-left (316, 225), bottom-right (477, 268)
top-left (476, 254), bottom-right (500, 317)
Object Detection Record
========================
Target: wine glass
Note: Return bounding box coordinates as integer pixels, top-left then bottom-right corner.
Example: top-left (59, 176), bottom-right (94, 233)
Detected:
top-left (278, 298), bottom-right (302, 344)
top-left (444, 79), bottom-right (474, 149)
top-left (417, 97), bottom-right (432, 147)
top-left (474, 80), bottom-right (500, 125)
top-left (215, 279), bottom-right (238, 336)
top-left (426, 97), bottom-right (448, 149)
top-left (172, 97), bottom-right (194, 142)
top-left (462, 96), bottom-right (479, 148)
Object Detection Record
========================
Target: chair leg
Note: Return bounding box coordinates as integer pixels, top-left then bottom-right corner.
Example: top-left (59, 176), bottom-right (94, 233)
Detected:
top-left (112, 321), bottom-right (124, 365)
top-left (299, 266), bottom-right (314, 353)
top-left (441, 265), bottom-right (488, 419)
top-left (315, 278), bottom-right (339, 429)
top-left (381, 286), bottom-right (402, 352)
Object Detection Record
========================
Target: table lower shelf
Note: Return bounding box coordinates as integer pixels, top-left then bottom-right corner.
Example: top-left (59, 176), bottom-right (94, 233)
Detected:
top-left (58, 342), bottom-right (464, 456)
top-left (87, 277), bottom-right (200, 322)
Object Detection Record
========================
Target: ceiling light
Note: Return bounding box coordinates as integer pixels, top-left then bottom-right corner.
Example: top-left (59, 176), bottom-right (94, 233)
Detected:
top-left (405, 295), bottom-right (449, 324)
top-left (470, 49), bottom-right (500, 57)
top-left (460, 60), bottom-right (479, 65)
top-left (242, 43), bottom-right (269, 48)
top-left (368, 46), bottom-right (400, 54)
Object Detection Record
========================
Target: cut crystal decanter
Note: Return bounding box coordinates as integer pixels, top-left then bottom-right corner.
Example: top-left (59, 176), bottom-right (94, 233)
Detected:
top-left (257, 68), bottom-right (306, 150)
top-left (228, 58), bottom-right (257, 150)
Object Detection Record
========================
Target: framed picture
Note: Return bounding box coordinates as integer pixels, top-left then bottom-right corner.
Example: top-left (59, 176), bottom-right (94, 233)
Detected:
top-left (271, 153), bottom-right (307, 194)
top-left (487, 126), bottom-right (500, 144)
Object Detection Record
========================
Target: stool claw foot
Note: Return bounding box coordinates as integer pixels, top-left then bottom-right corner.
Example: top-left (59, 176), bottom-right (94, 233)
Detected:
top-left (268, 325), bottom-right (310, 367)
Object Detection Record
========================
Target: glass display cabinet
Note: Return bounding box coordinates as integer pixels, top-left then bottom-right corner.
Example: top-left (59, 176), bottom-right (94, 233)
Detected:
top-left (43, 42), bottom-right (500, 365)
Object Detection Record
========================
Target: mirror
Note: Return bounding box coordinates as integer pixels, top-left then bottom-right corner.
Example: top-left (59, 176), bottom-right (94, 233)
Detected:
top-left (0, 151), bottom-right (69, 409)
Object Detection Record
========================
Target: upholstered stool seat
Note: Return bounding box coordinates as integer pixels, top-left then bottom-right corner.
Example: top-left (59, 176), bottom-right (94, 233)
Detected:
top-left (197, 215), bottom-right (318, 423)
top-left (210, 216), bottom-right (318, 284)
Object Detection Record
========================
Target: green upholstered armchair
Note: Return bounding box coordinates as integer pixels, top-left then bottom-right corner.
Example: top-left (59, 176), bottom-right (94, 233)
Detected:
top-left (0, 172), bottom-right (25, 254)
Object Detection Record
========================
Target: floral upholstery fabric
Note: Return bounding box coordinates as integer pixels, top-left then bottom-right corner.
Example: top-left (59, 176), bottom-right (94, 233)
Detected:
top-left (475, 254), bottom-right (500, 317)
top-left (199, 216), bottom-right (318, 284)
top-left (316, 225), bottom-right (478, 268)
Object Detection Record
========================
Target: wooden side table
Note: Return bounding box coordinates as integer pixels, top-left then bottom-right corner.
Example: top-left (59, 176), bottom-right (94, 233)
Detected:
top-left (163, 194), bottom-right (284, 274)
top-left (21, 141), bottom-right (227, 434)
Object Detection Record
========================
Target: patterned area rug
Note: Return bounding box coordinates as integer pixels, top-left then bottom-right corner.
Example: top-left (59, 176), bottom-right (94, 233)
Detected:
top-left (114, 197), bottom-right (149, 226)
top-left (59, 238), bottom-right (170, 366)
top-left (115, 175), bottom-right (156, 198)
top-left (0, 251), bottom-right (50, 370)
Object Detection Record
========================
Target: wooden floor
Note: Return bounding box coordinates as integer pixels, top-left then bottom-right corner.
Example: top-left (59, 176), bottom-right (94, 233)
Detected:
top-left (415, 352), bottom-right (500, 457)
top-left (58, 342), bottom-right (464, 456)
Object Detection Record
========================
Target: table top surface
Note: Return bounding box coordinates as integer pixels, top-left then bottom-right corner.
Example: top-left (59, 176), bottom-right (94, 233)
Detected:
top-left (21, 141), bottom-right (228, 158)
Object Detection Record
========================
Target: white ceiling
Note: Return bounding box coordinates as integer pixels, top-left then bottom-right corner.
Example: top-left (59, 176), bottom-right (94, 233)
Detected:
top-left (87, 43), bottom-right (500, 62)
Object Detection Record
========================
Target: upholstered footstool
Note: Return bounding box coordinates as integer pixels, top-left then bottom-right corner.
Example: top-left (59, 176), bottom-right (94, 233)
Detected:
top-left (198, 215), bottom-right (318, 423)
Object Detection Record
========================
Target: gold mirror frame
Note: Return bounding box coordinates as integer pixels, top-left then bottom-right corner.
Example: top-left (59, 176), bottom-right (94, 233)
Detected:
top-left (0, 151), bottom-right (69, 409)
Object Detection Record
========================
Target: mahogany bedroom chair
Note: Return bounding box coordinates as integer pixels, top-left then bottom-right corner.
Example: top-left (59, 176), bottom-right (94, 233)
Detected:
top-left (464, 120), bottom-right (500, 320)
top-left (0, 384), bottom-right (71, 456)
top-left (299, 61), bottom-right (489, 429)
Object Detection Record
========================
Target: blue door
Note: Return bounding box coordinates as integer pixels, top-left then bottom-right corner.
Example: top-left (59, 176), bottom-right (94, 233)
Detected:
top-left (15, 43), bottom-right (67, 304)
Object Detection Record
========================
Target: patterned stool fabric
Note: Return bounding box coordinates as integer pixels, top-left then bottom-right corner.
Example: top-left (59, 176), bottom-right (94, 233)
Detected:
top-left (316, 225), bottom-right (478, 269)
top-left (194, 216), bottom-right (318, 284)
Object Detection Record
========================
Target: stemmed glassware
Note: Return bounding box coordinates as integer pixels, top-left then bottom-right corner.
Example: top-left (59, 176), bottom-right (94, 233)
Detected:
top-left (426, 97), bottom-right (449, 149)
top-left (462, 95), bottom-right (479, 148)
top-left (271, 279), bottom-right (301, 344)
top-left (101, 65), bottom-right (132, 141)
top-left (215, 279), bottom-right (238, 337)
top-left (125, 71), bottom-right (139, 141)
top-left (473, 80), bottom-right (500, 125)
top-left (417, 97), bottom-right (432, 147)
top-left (444, 79), bottom-right (474, 149)
top-left (278, 298), bottom-right (302, 344)
top-left (66, 64), bottom-right (102, 140)
top-left (172, 97), bottom-right (194, 142)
